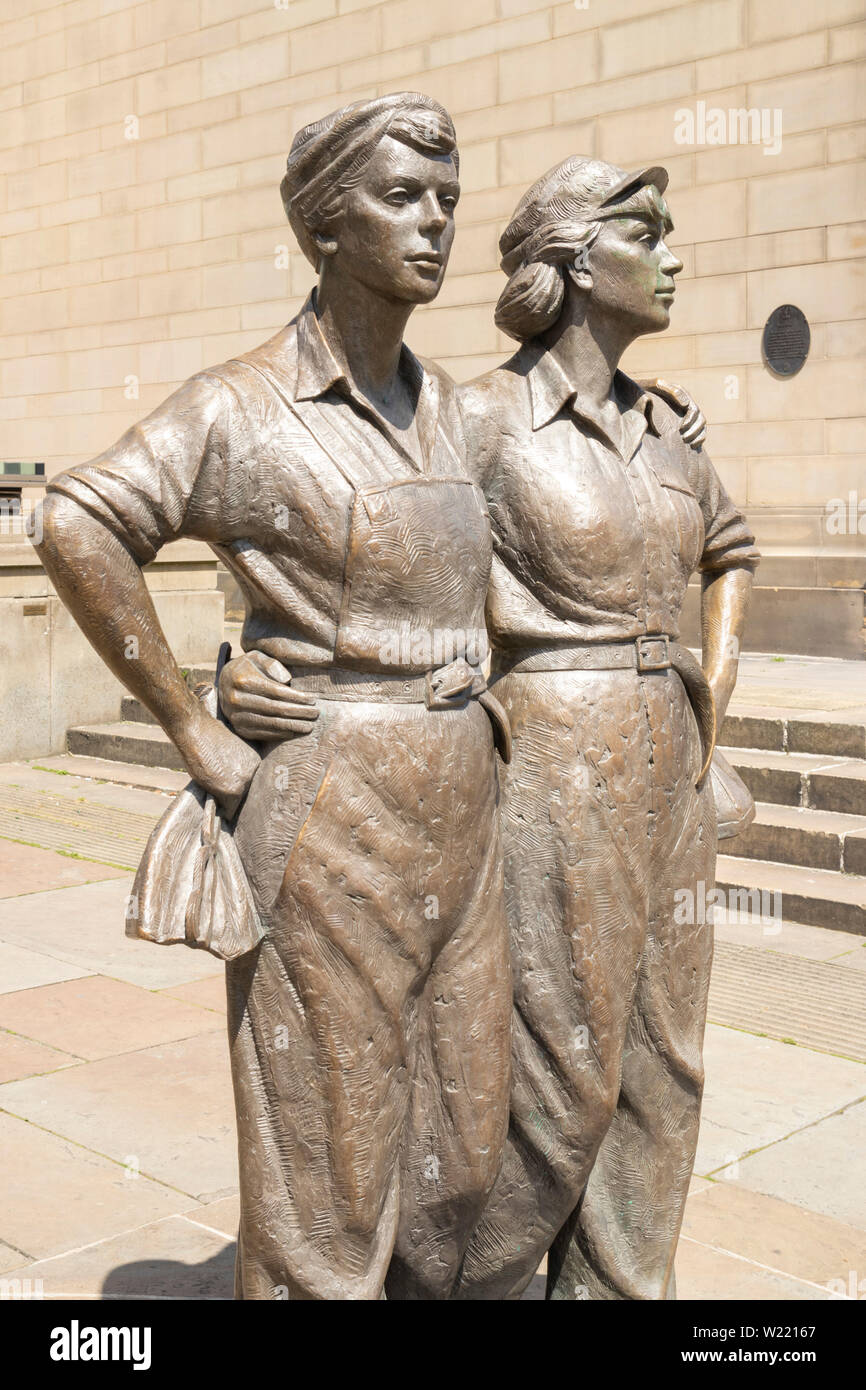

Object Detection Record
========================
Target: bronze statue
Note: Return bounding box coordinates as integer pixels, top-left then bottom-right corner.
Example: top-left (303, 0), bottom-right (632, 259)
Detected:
top-left (33, 94), bottom-right (514, 1301)
top-left (448, 159), bottom-right (759, 1299)
top-left (222, 156), bottom-right (758, 1300)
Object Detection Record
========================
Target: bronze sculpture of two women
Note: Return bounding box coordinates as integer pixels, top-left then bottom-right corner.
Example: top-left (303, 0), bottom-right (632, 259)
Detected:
top-left (34, 93), bottom-right (758, 1301)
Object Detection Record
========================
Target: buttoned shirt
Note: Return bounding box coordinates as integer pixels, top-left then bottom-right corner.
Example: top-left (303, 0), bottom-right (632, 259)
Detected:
top-left (48, 293), bottom-right (472, 668)
top-left (458, 340), bottom-right (760, 654)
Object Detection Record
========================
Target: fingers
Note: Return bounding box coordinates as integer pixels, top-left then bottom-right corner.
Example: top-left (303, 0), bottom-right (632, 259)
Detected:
top-left (681, 410), bottom-right (707, 448)
top-left (230, 715), bottom-right (318, 741)
top-left (226, 691), bottom-right (318, 721)
top-left (221, 665), bottom-right (317, 706)
top-left (650, 378), bottom-right (689, 413)
top-left (245, 650), bottom-right (291, 684)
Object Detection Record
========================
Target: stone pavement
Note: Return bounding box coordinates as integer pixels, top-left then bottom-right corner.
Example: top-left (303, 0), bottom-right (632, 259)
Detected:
top-left (0, 652), bottom-right (864, 1301)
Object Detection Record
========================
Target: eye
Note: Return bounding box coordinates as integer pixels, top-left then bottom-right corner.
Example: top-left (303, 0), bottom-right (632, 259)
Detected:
top-left (384, 188), bottom-right (411, 205)
top-left (440, 195), bottom-right (457, 213)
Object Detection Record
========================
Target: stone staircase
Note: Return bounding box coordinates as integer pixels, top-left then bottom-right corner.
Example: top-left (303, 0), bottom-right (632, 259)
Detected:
top-left (66, 668), bottom-right (215, 775)
top-left (717, 712), bottom-right (866, 936)
top-left (61, 686), bottom-right (866, 939)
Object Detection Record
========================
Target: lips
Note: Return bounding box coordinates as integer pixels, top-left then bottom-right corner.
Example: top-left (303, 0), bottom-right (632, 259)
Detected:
top-left (407, 252), bottom-right (444, 268)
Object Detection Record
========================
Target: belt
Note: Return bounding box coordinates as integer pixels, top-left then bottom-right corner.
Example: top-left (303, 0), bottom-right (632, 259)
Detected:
top-left (498, 634), bottom-right (674, 674)
top-left (495, 636), bottom-right (715, 788)
top-left (288, 657), bottom-right (512, 762)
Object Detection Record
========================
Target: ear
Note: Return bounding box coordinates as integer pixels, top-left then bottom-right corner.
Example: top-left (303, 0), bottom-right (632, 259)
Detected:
top-left (566, 262), bottom-right (592, 293)
top-left (312, 229), bottom-right (338, 258)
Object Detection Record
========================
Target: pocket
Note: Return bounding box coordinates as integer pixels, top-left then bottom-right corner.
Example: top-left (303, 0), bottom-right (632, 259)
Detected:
top-left (652, 461), bottom-right (698, 498)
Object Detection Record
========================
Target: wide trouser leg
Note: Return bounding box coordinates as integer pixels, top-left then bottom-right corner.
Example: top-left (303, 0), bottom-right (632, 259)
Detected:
top-left (547, 670), bottom-right (717, 1300)
top-left (453, 671), bottom-right (651, 1300)
top-left (227, 700), bottom-right (510, 1300)
top-left (384, 798), bottom-right (512, 1300)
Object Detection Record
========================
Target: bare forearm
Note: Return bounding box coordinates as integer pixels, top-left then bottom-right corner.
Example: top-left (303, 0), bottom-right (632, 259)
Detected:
top-left (35, 494), bottom-right (199, 742)
top-left (700, 566), bottom-right (754, 725)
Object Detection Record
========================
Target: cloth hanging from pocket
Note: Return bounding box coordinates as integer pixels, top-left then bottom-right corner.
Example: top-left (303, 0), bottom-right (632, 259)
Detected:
top-left (126, 651), bottom-right (265, 962)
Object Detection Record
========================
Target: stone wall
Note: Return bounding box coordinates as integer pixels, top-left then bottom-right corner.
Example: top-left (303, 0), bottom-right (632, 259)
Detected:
top-left (1, 0), bottom-right (864, 651)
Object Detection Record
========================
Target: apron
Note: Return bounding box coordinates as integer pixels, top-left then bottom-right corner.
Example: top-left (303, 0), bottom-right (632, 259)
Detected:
top-left (225, 367), bottom-right (511, 1301)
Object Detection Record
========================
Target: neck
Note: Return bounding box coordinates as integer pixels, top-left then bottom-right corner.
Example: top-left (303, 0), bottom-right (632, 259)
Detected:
top-left (316, 270), bottom-right (413, 395)
top-left (541, 284), bottom-right (636, 408)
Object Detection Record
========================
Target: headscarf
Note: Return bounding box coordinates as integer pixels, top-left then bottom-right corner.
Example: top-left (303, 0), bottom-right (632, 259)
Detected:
top-left (281, 93), bottom-right (458, 266)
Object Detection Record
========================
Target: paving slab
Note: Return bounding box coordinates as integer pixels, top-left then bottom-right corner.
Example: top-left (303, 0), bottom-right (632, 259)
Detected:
top-left (728, 1099), bottom-right (866, 1232)
top-left (0, 1242), bottom-right (30, 1275)
top-left (0, 1112), bottom-right (197, 1261)
top-left (0, 939), bottom-right (92, 995)
top-left (0, 1030), bottom-right (77, 1082)
top-left (0, 878), bottom-right (224, 990)
top-left (1, 1215), bottom-right (235, 1300)
top-left (0, 1031), bottom-right (237, 1201)
top-left (0, 840), bottom-right (128, 898)
top-left (696, 1024), bottom-right (866, 1175)
top-left (159, 975), bottom-right (226, 1013)
top-left (183, 1194), bottom-right (239, 1241)
top-left (675, 1235), bottom-right (832, 1300)
top-left (681, 1183), bottom-right (866, 1292)
top-left (0, 976), bottom-right (222, 1061)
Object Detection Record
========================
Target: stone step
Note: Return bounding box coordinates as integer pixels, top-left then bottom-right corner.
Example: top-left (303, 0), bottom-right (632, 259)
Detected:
top-left (67, 721), bottom-right (186, 773)
top-left (720, 709), bottom-right (866, 760)
top-left (121, 670), bottom-right (216, 726)
top-left (121, 696), bottom-right (156, 724)
top-left (31, 753), bottom-right (188, 795)
top-left (716, 854), bottom-right (866, 936)
top-left (735, 802), bottom-right (866, 874)
top-left (723, 747), bottom-right (866, 816)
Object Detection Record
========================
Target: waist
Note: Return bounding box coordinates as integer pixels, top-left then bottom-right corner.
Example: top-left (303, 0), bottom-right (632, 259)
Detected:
top-left (288, 658), bottom-right (486, 708)
top-left (496, 635), bottom-right (676, 675)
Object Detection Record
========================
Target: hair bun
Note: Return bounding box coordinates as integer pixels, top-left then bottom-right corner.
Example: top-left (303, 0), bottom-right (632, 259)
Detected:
top-left (494, 261), bottom-right (565, 342)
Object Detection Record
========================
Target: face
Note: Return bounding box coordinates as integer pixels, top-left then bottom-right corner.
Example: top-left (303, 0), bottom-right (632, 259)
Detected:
top-left (583, 188), bottom-right (683, 335)
top-left (326, 134), bottom-right (459, 304)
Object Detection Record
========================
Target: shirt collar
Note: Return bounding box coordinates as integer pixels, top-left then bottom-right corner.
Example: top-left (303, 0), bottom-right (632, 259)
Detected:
top-left (526, 342), bottom-right (660, 441)
top-left (292, 290), bottom-right (442, 473)
top-left (294, 290), bottom-right (350, 402)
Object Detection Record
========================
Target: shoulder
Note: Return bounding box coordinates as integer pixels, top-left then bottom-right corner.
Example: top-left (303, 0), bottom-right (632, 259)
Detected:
top-left (414, 352), bottom-right (456, 394)
top-left (219, 319), bottom-right (300, 393)
top-left (459, 348), bottom-right (531, 439)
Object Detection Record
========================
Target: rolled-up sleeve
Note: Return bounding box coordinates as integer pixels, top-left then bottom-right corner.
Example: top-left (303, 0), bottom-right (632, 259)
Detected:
top-left (689, 449), bottom-right (761, 574)
top-left (47, 371), bottom-right (234, 564)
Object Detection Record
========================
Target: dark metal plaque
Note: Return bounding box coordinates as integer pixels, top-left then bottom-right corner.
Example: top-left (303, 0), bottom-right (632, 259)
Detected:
top-left (763, 304), bottom-right (810, 377)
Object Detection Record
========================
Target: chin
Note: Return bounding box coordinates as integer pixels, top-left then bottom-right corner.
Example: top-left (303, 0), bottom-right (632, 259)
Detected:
top-left (641, 305), bottom-right (673, 333)
top-left (400, 271), bottom-right (444, 305)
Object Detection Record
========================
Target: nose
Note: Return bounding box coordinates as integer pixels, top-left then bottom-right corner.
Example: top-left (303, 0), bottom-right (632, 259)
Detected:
top-left (660, 241), bottom-right (683, 277)
top-left (419, 190), bottom-right (447, 236)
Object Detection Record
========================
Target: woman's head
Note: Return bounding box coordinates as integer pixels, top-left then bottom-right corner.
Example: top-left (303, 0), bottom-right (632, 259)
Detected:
top-left (495, 157), bottom-right (681, 342)
top-left (281, 94), bottom-right (460, 304)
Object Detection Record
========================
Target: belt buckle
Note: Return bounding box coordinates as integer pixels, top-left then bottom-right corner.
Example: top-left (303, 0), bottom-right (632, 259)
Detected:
top-left (425, 657), bottom-right (477, 710)
top-left (636, 635), bottom-right (670, 672)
